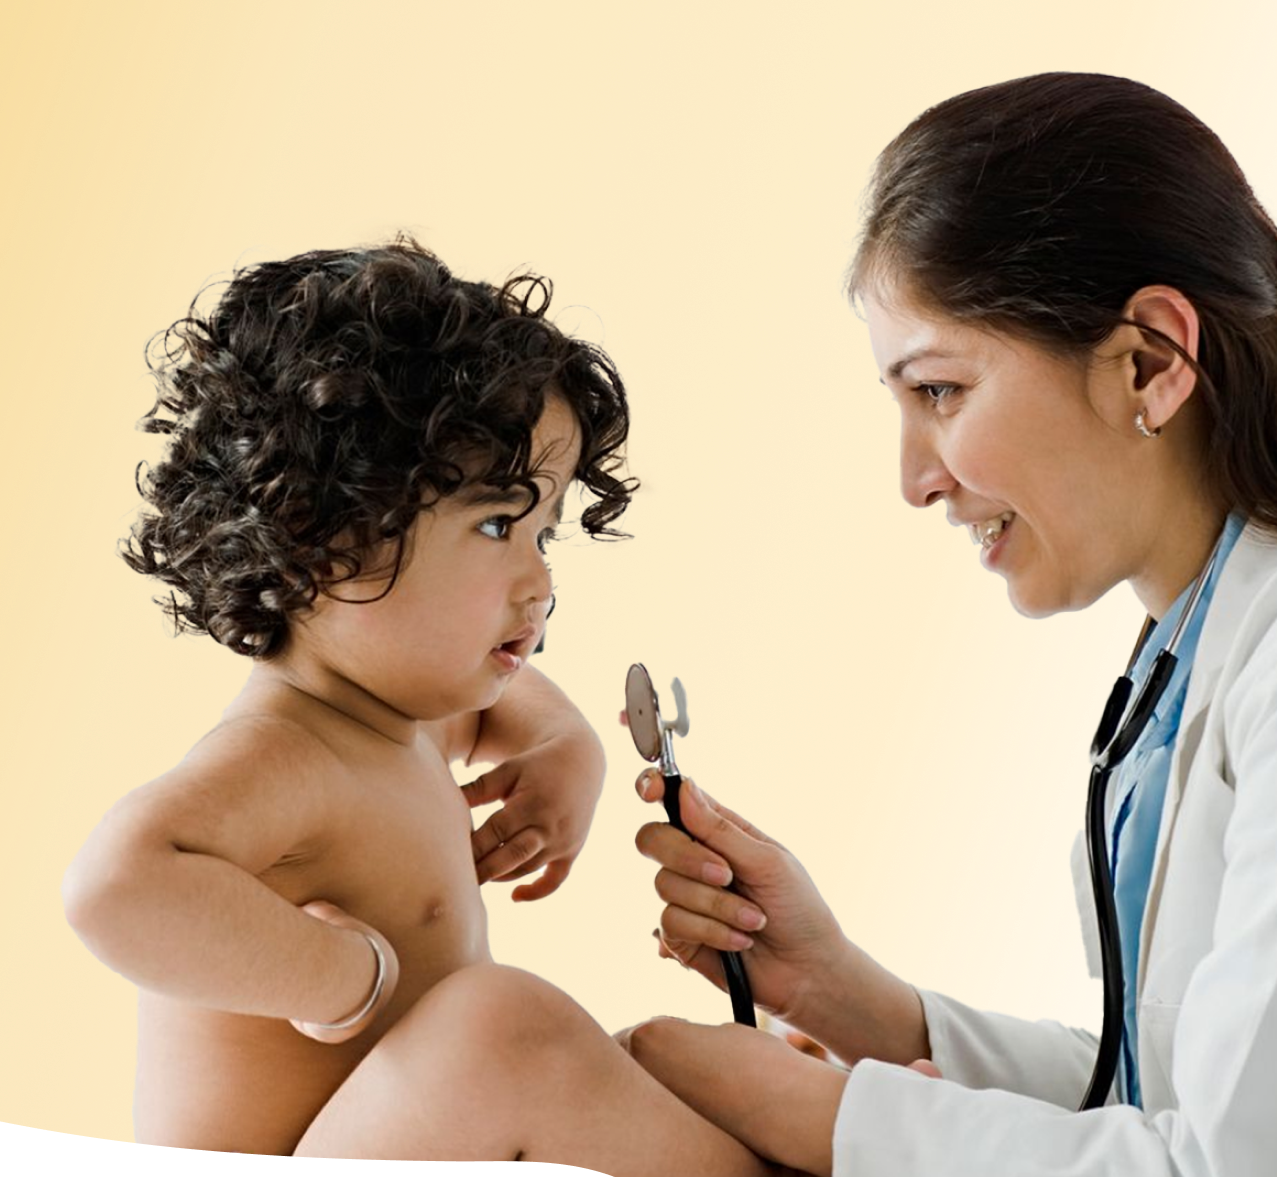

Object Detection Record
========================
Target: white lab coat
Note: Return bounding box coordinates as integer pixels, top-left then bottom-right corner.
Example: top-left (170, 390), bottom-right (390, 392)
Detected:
top-left (832, 522), bottom-right (1277, 1177)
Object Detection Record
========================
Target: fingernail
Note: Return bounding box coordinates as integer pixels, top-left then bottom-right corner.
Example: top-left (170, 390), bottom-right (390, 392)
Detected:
top-left (739, 907), bottom-right (767, 931)
top-left (728, 932), bottom-right (754, 951)
top-left (638, 774), bottom-right (654, 800)
top-left (702, 863), bottom-right (732, 887)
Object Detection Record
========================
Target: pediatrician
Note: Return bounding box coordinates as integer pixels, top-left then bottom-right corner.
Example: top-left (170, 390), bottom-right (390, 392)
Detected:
top-left (624, 72), bottom-right (1277, 1177)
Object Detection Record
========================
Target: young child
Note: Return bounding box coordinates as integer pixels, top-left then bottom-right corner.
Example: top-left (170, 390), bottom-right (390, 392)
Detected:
top-left (63, 241), bottom-right (780, 1173)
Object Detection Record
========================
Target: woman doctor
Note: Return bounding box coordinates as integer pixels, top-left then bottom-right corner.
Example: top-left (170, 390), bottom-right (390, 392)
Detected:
top-left (625, 73), bottom-right (1277, 1177)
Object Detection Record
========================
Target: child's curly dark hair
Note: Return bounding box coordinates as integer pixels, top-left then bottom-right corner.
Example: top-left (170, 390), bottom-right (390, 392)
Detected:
top-left (123, 236), bottom-right (635, 659)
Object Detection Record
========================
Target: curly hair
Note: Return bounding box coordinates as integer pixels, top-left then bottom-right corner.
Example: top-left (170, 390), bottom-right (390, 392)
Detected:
top-left (123, 236), bottom-right (635, 658)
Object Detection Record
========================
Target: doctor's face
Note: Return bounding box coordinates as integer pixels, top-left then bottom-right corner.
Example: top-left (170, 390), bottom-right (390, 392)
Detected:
top-left (864, 287), bottom-right (1155, 619)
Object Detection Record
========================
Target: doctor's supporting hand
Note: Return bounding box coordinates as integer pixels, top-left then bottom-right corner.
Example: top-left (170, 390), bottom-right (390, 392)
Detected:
top-left (634, 769), bottom-right (930, 1068)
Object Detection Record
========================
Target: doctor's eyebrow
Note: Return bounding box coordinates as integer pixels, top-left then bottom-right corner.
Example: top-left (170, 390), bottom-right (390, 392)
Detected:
top-left (884, 348), bottom-right (957, 381)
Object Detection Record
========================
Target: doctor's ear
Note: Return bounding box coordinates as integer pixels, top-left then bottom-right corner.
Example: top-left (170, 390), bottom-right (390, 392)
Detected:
top-left (1113, 285), bottom-right (1203, 431)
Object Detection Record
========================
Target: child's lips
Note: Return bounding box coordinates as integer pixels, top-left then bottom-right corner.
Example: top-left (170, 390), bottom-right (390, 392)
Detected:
top-left (492, 625), bottom-right (539, 668)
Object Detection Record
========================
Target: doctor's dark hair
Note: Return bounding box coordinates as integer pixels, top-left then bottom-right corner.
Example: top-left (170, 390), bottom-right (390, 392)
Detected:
top-left (123, 237), bottom-right (635, 659)
top-left (848, 72), bottom-right (1277, 530)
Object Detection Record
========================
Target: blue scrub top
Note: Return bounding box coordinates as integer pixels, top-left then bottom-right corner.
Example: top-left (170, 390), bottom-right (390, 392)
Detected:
top-left (1108, 512), bottom-right (1246, 1107)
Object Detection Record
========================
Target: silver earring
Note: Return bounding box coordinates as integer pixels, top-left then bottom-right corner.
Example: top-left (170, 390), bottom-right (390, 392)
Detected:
top-left (1134, 409), bottom-right (1162, 439)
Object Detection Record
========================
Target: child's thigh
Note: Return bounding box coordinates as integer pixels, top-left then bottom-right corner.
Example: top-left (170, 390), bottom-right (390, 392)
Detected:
top-left (294, 962), bottom-right (775, 1175)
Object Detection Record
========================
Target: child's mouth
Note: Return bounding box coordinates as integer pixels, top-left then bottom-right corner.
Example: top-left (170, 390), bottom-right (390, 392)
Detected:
top-left (492, 627), bottom-right (537, 671)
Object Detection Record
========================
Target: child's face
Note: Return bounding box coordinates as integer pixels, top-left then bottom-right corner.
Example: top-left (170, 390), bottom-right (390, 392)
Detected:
top-left (299, 396), bottom-right (579, 722)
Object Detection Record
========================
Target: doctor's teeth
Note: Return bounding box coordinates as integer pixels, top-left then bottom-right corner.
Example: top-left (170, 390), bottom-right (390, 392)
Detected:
top-left (971, 513), bottom-right (1015, 548)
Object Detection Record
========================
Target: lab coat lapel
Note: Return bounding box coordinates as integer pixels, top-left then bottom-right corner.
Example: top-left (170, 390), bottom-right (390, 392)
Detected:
top-left (1136, 524), bottom-right (1276, 994)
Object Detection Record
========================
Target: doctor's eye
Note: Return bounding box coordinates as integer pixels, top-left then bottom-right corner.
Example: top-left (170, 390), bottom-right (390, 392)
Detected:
top-left (477, 516), bottom-right (514, 540)
top-left (916, 382), bottom-right (961, 408)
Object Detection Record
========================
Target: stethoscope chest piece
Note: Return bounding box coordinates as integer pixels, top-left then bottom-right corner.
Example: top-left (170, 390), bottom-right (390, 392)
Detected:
top-left (624, 662), bottom-right (756, 1026)
top-left (625, 663), bottom-right (690, 830)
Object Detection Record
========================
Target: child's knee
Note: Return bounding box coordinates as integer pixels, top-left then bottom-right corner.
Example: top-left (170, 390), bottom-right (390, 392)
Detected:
top-left (405, 964), bottom-right (594, 1061)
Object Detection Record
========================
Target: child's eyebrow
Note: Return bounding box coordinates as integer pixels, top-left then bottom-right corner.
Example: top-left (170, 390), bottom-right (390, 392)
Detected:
top-left (457, 486), bottom-right (534, 510)
top-left (456, 485), bottom-right (568, 524)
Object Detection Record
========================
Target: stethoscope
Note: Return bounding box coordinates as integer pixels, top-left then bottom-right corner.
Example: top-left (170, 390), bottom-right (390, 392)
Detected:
top-left (625, 664), bottom-right (757, 1026)
top-left (1079, 528), bottom-right (1226, 1110)
top-left (625, 521), bottom-right (1224, 1084)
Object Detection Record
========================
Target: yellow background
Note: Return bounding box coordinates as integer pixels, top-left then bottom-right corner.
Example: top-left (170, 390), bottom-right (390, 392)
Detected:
top-left (3, 0), bottom-right (1274, 1158)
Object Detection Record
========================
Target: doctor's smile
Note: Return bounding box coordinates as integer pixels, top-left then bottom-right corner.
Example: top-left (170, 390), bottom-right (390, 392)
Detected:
top-left (628, 72), bottom-right (1277, 1176)
top-left (867, 283), bottom-right (1223, 622)
top-left (62, 68), bottom-right (1277, 1176)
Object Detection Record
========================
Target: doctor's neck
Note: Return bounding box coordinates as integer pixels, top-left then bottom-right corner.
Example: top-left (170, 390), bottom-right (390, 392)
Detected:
top-left (1128, 497), bottom-right (1231, 622)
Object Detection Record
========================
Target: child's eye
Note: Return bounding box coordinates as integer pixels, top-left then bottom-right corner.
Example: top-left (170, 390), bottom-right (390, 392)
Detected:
top-left (916, 382), bottom-right (961, 408)
top-left (477, 516), bottom-right (514, 540)
top-left (537, 527), bottom-right (559, 555)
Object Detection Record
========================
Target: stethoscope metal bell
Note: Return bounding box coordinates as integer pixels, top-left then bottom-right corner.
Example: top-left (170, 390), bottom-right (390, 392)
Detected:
top-left (1079, 531), bottom-right (1223, 1111)
top-left (625, 663), bottom-right (757, 1027)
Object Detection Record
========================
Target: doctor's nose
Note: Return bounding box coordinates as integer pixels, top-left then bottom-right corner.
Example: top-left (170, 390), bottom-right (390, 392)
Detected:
top-left (899, 426), bottom-right (955, 509)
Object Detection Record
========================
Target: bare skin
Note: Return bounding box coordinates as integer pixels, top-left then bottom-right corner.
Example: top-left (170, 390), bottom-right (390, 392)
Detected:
top-left (634, 770), bottom-right (931, 1069)
top-left (296, 962), bottom-right (785, 1174)
top-left (125, 676), bottom-right (491, 1153)
top-left (64, 399), bottom-right (785, 1168)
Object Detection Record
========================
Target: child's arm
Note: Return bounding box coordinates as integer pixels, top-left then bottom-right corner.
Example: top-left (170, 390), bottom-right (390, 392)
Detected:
top-left (428, 665), bottom-right (605, 901)
top-left (62, 717), bottom-right (397, 1039)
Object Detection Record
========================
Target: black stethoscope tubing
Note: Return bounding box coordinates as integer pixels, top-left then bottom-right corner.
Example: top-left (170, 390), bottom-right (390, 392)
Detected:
top-left (660, 776), bottom-right (757, 1026)
top-left (1078, 533), bottom-right (1223, 1111)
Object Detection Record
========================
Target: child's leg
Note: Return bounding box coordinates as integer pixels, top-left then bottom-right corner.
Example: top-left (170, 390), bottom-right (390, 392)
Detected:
top-left (294, 963), bottom-right (782, 1174)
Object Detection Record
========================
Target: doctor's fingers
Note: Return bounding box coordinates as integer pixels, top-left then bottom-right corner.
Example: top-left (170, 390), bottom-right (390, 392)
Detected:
top-left (635, 772), bottom-right (780, 847)
top-left (634, 820), bottom-right (736, 887)
top-left (657, 899), bottom-right (757, 955)
top-left (654, 866), bottom-right (768, 941)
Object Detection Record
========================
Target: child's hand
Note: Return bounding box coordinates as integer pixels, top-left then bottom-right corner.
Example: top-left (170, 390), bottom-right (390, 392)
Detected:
top-left (289, 901), bottom-right (400, 1044)
top-left (462, 732), bottom-right (605, 901)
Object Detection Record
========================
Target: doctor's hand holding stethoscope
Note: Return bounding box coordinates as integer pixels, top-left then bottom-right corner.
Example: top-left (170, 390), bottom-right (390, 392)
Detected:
top-left (622, 73), bottom-right (1277, 1177)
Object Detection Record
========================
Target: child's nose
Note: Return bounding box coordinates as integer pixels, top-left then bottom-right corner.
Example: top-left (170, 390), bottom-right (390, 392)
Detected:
top-left (518, 546), bottom-right (554, 607)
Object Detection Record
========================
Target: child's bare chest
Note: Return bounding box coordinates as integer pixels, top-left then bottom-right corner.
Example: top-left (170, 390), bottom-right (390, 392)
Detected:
top-left (268, 748), bottom-right (491, 981)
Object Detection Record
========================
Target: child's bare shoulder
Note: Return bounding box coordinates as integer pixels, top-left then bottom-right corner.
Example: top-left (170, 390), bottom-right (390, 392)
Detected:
top-left (101, 692), bottom-right (367, 880)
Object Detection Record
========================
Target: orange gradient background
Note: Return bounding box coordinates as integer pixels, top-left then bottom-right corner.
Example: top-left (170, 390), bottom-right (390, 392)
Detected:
top-left (3, 2), bottom-right (1274, 1171)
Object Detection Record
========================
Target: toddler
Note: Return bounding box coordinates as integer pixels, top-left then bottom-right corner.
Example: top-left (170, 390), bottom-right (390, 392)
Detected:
top-left (63, 240), bottom-right (778, 1173)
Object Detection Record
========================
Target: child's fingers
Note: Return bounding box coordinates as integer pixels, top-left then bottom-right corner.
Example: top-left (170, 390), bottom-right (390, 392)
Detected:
top-left (459, 763), bottom-right (517, 809)
top-left (299, 899), bottom-right (349, 925)
top-left (469, 805), bottom-right (524, 868)
top-left (511, 859), bottom-right (570, 902)
top-left (472, 820), bottom-right (547, 884)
